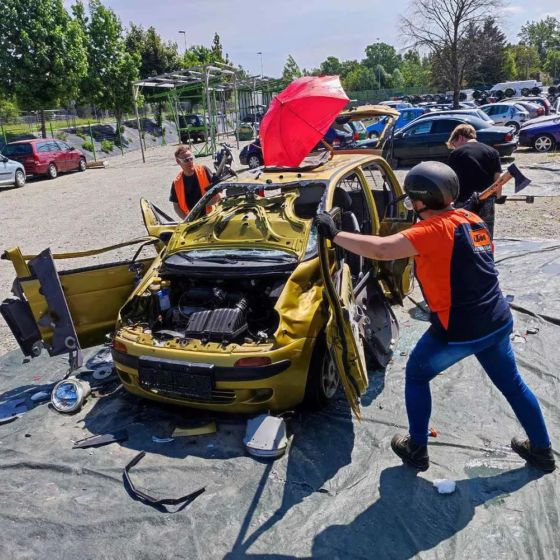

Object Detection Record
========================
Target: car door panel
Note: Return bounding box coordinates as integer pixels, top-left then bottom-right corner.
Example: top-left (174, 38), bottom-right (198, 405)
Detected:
top-left (395, 120), bottom-right (433, 160)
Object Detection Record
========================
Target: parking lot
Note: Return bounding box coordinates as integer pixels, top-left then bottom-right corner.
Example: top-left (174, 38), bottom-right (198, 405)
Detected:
top-left (0, 143), bottom-right (559, 356)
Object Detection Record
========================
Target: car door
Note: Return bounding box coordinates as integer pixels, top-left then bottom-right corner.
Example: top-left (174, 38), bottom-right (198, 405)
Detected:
top-left (394, 119), bottom-right (434, 161)
top-left (0, 239), bottom-right (157, 361)
top-left (0, 156), bottom-right (11, 185)
top-left (429, 118), bottom-right (463, 159)
top-left (140, 198), bottom-right (178, 247)
top-left (56, 141), bottom-right (75, 170)
top-left (361, 160), bottom-right (415, 304)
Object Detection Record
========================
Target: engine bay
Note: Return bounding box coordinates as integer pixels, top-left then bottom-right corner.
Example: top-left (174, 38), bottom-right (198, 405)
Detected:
top-left (120, 274), bottom-right (288, 345)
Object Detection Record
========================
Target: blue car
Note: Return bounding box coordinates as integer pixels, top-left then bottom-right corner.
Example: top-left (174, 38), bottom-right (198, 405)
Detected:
top-left (519, 115), bottom-right (560, 152)
top-left (366, 107), bottom-right (426, 139)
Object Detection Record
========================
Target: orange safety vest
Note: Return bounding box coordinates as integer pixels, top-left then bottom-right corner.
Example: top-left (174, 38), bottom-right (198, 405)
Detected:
top-left (172, 165), bottom-right (211, 214)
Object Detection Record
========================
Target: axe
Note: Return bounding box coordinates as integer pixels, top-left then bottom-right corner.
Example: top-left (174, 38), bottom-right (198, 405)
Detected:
top-left (463, 164), bottom-right (532, 210)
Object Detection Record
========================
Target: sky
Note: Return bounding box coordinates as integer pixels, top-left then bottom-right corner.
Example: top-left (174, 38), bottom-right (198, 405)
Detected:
top-left (65, 0), bottom-right (560, 76)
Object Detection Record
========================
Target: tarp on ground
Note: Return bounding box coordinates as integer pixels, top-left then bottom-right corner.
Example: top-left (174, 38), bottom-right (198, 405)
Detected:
top-left (0, 240), bottom-right (558, 560)
top-left (504, 160), bottom-right (560, 197)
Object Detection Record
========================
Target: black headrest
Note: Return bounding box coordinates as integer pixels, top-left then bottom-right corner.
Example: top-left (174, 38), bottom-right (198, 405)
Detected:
top-left (333, 188), bottom-right (352, 211)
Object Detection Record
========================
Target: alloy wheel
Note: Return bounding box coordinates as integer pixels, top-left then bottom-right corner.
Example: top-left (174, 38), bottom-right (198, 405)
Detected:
top-left (248, 155), bottom-right (262, 169)
top-left (321, 355), bottom-right (339, 399)
top-left (14, 169), bottom-right (25, 188)
top-left (534, 135), bottom-right (554, 153)
top-left (47, 163), bottom-right (58, 179)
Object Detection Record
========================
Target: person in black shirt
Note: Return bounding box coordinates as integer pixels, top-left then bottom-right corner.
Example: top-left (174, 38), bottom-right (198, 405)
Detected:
top-left (447, 124), bottom-right (502, 238)
top-left (169, 146), bottom-right (215, 219)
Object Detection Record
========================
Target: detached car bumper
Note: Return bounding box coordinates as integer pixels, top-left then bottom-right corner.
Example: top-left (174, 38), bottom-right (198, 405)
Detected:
top-left (112, 335), bottom-right (316, 413)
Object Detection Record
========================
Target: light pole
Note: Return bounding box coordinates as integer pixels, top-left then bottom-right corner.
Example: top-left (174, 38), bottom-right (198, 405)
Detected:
top-left (376, 37), bottom-right (381, 90)
top-left (178, 30), bottom-right (187, 53)
top-left (257, 51), bottom-right (263, 78)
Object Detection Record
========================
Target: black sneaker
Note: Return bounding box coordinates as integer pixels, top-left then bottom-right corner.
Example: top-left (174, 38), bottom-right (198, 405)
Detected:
top-left (391, 434), bottom-right (429, 471)
top-left (511, 437), bottom-right (556, 473)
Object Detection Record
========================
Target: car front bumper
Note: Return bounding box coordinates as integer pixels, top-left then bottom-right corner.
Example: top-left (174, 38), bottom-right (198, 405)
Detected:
top-left (112, 335), bottom-right (316, 414)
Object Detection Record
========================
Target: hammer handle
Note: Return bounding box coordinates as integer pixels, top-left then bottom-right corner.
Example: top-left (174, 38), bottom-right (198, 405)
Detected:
top-left (478, 170), bottom-right (512, 201)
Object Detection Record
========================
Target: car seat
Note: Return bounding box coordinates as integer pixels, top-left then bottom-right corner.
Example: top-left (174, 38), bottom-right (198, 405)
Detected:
top-left (333, 188), bottom-right (363, 279)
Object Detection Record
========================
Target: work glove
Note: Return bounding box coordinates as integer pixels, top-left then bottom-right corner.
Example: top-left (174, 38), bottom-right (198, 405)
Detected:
top-left (314, 213), bottom-right (339, 241)
top-left (463, 191), bottom-right (483, 213)
top-left (495, 195), bottom-right (507, 204)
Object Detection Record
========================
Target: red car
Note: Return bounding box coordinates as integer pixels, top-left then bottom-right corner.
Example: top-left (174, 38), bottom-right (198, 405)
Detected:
top-left (2, 138), bottom-right (86, 179)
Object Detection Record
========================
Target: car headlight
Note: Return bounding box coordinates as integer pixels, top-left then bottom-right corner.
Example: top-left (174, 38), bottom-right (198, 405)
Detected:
top-left (51, 377), bottom-right (91, 413)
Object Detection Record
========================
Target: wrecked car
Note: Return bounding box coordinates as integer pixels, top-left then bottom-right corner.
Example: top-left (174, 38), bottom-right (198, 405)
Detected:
top-left (1, 153), bottom-right (414, 416)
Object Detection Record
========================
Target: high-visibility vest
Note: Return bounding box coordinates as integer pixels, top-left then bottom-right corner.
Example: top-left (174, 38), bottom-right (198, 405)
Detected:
top-left (172, 165), bottom-right (211, 214)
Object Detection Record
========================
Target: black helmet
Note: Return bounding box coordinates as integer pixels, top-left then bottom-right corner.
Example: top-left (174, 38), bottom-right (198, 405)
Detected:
top-left (404, 161), bottom-right (459, 210)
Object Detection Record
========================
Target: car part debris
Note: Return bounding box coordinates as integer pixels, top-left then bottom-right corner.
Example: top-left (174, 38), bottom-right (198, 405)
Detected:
top-left (172, 421), bottom-right (217, 437)
top-left (92, 367), bottom-right (114, 381)
top-left (152, 435), bottom-right (175, 444)
top-left (243, 414), bottom-right (289, 458)
top-left (123, 451), bottom-right (205, 509)
top-left (0, 398), bottom-right (27, 425)
top-left (433, 479), bottom-right (456, 494)
top-left (73, 430), bottom-right (128, 449)
top-left (30, 390), bottom-right (51, 402)
top-left (51, 377), bottom-right (91, 413)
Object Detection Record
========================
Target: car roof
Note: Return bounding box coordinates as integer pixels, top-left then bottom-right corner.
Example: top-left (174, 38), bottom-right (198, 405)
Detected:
top-left (227, 153), bottom-right (384, 185)
top-left (401, 113), bottom-right (489, 129)
top-left (8, 138), bottom-right (53, 145)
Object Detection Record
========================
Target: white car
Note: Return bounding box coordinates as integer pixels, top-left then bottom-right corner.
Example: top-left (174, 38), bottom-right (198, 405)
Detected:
top-left (0, 153), bottom-right (26, 188)
top-left (479, 103), bottom-right (530, 132)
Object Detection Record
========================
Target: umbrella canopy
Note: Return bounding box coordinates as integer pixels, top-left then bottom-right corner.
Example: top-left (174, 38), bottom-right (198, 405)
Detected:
top-left (260, 76), bottom-right (349, 167)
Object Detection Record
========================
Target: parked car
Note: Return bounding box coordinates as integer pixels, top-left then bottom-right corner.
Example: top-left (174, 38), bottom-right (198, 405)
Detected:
top-left (508, 96), bottom-right (553, 116)
top-left (501, 99), bottom-right (543, 119)
top-left (518, 115), bottom-right (560, 152)
top-left (241, 105), bottom-right (267, 124)
top-left (239, 138), bottom-right (263, 168)
top-left (1, 153), bottom-right (415, 415)
top-left (384, 114), bottom-right (518, 167)
top-left (366, 107), bottom-right (427, 139)
top-left (2, 139), bottom-right (86, 179)
top-left (378, 100), bottom-right (413, 110)
top-left (479, 103), bottom-right (530, 132)
top-left (414, 108), bottom-right (494, 125)
top-left (0, 154), bottom-right (26, 188)
top-left (178, 114), bottom-right (209, 143)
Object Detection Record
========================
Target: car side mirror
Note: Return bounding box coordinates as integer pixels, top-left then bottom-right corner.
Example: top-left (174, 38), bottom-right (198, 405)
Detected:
top-left (0, 155), bottom-right (8, 162)
top-left (68, 146), bottom-right (75, 151)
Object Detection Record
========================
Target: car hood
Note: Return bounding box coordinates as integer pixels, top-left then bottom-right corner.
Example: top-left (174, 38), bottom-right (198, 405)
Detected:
top-left (166, 190), bottom-right (310, 259)
top-left (521, 115), bottom-right (560, 129)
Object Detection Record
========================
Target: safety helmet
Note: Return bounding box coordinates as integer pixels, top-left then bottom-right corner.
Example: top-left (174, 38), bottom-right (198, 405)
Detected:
top-left (403, 161), bottom-right (459, 210)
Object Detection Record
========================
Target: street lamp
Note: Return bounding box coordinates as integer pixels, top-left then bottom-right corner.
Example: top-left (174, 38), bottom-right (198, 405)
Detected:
top-left (376, 37), bottom-right (381, 90)
top-left (178, 30), bottom-right (187, 53)
top-left (257, 51), bottom-right (263, 78)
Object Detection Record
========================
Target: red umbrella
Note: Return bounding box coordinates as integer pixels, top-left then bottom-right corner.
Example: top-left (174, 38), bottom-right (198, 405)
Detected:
top-left (259, 76), bottom-right (349, 167)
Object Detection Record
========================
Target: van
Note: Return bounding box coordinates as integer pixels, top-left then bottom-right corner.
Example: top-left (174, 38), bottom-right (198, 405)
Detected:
top-left (490, 80), bottom-right (542, 97)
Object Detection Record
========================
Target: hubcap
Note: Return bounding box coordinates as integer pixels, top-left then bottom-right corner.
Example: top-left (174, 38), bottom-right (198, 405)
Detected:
top-left (15, 171), bottom-right (24, 186)
top-left (535, 136), bottom-right (552, 152)
top-left (321, 357), bottom-right (339, 398)
top-left (248, 156), bottom-right (260, 168)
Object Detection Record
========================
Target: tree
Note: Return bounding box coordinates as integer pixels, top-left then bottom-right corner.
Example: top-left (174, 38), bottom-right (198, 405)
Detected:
top-left (400, 50), bottom-right (432, 87)
top-left (282, 55), bottom-right (302, 82)
top-left (125, 24), bottom-right (180, 78)
top-left (363, 42), bottom-right (402, 74)
top-left (400, 0), bottom-right (502, 108)
top-left (0, 0), bottom-right (88, 137)
top-left (319, 56), bottom-right (343, 76)
top-left (519, 17), bottom-right (560, 65)
top-left (508, 44), bottom-right (541, 79)
top-left (503, 49), bottom-right (517, 81)
top-left (342, 66), bottom-right (378, 91)
top-left (75, 0), bottom-right (139, 132)
top-left (463, 18), bottom-right (507, 87)
top-left (544, 49), bottom-right (560, 81)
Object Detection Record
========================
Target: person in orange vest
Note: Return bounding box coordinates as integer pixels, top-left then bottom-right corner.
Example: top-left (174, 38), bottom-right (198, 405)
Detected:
top-left (170, 146), bottom-right (215, 219)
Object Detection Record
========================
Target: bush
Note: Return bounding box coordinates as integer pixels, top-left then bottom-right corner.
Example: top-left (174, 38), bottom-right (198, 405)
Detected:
top-left (82, 140), bottom-right (94, 152)
top-left (76, 130), bottom-right (87, 140)
top-left (55, 131), bottom-right (68, 141)
top-left (101, 139), bottom-right (114, 153)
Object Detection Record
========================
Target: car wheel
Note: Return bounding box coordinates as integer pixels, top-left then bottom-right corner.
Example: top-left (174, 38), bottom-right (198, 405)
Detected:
top-left (78, 157), bottom-right (87, 172)
top-left (47, 163), bottom-right (58, 179)
top-left (505, 121), bottom-right (520, 133)
top-left (304, 336), bottom-right (340, 410)
top-left (368, 131), bottom-right (379, 140)
top-left (533, 134), bottom-right (555, 153)
top-left (248, 154), bottom-right (262, 169)
top-left (14, 169), bottom-right (26, 188)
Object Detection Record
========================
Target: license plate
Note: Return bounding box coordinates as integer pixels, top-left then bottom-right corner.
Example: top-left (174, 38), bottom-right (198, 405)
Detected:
top-left (138, 356), bottom-right (214, 400)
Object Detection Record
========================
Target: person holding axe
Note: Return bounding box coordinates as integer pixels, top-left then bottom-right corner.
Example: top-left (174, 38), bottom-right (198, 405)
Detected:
top-left (315, 161), bottom-right (555, 473)
top-left (447, 124), bottom-right (505, 238)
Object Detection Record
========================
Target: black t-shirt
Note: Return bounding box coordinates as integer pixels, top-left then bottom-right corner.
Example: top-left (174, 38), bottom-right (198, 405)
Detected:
top-left (448, 142), bottom-right (502, 202)
top-left (169, 166), bottom-right (213, 209)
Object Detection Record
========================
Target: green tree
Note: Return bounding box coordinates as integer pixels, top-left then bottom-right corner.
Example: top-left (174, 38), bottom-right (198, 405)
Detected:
top-left (519, 17), bottom-right (560, 65)
top-left (282, 55), bottom-right (303, 82)
top-left (319, 56), bottom-right (343, 76)
top-left (544, 49), bottom-right (560, 81)
top-left (0, 0), bottom-right (88, 137)
top-left (125, 24), bottom-right (180, 78)
top-left (342, 66), bottom-right (378, 91)
top-left (400, 50), bottom-right (431, 87)
top-left (75, 0), bottom-right (140, 132)
top-left (509, 44), bottom-right (541, 79)
top-left (503, 49), bottom-right (517, 80)
top-left (363, 43), bottom-right (402, 74)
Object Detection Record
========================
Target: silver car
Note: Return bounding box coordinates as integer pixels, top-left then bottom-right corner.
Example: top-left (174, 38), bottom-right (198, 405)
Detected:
top-left (0, 154), bottom-right (26, 188)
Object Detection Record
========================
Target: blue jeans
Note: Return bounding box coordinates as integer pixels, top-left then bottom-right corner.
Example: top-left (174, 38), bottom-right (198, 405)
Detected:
top-left (405, 324), bottom-right (551, 448)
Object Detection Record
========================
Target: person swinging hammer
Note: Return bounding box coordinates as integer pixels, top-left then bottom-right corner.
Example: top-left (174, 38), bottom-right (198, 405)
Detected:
top-left (314, 161), bottom-right (555, 473)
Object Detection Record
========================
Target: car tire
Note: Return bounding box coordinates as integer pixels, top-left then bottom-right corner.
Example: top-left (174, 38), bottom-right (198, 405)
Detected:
top-left (533, 134), bottom-right (555, 153)
top-left (14, 169), bottom-right (26, 188)
top-left (505, 121), bottom-right (520, 133)
top-left (47, 163), bottom-right (58, 179)
top-left (368, 131), bottom-right (379, 140)
top-left (78, 157), bottom-right (87, 172)
top-left (247, 154), bottom-right (262, 169)
top-left (303, 336), bottom-right (340, 410)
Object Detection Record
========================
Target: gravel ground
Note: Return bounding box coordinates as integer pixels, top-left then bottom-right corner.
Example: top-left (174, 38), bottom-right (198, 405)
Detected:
top-left (0, 144), bottom-right (558, 356)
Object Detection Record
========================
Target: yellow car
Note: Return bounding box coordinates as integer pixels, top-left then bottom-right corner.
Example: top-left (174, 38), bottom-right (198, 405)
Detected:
top-left (1, 153), bottom-right (414, 417)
